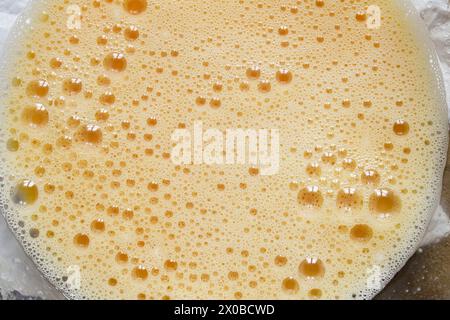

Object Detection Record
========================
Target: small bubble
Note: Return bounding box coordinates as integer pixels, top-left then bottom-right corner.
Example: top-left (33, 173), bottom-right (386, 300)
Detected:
top-left (78, 124), bottom-right (103, 144)
top-left (196, 96), bottom-right (206, 106)
top-left (132, 266), bottom-right (148, 280)
top-left (342, 99), bottom-right (351, 108)
top-left (123, 0), bottom-right (147, 15)
top-left (369, 189), bottom-right (401, 215)
top-left (384, 142), bottom-right (394, 151)
top-left (63, 78), bottom-right (83, 94)
top-left (29, 228), bottom-right (40, 238)
top-left (210, 97), bottom-right (222, 109)
top-left (276, 69), bottom-right (293, 84)
top-left (97, 35), bottom-right (108, 45)
top-left (97, 75), bottom-right (111, 86)
top-left (91, 219), bottom-right (105, 232)
top-left (12, 180), bottom-right (38, 205)
top-left (50, 57), bottom-right (63, 69)
top-left (116, 252), bottom-right (129, 263)
top-left (147, 182), bottom-right (159, 191)
top-left (68, 115), bottom-right (81, 128)
top-left (306, 163), bottom-right (321, 176)
top-left (228, 271), bottom-right (239, 280)
top-left (239, 81), bottom-right (250, 91)
top-left (106, 206), bottom-right (119, 217)
top-left (146, 117), bottom-right (158, 126)
top-left (258, 80), bottom-right (271, 93)
top-left (124, 25), bottom-right (140, 41)
top-left (108, 278), bottom-right (118, 286)
top-left (73, 233), bottom-right (90, 248)
top-left (7, 138), bottom-right (19, 152)
top-left (99, 92), bottom-right (116, 105)
top-left (336, 188), bottom-right (363, 210)
top-left (274, 255), bottom-right (288, 266)
top-left (248, 167), bottom-right (260, 176)
top-left (315, 0), bottom-right (325, 6)
top-left (321, 152), bottom-right (336, 165)
top-left (246, 66), bottom-right (261, 80)
top-left (309, 288), bottom-right (322, 299)
top-left (361, 169), bottom-right (380, 185)
top-left (69, 35), bottom-right (80, 45)
top-left (355, 11), bottom-right (367, 22)
top-left (393, 120), bottom-right (410, 136)
top-left (350, 224), bottom-right (373, 242)
top-left (282, 277), bottom-right (299, 294)
top-left (299, 258), bottom-right (325, 278)
top-left (278, 26), bottom-right (289, 36)
top-left (104, 53), bottom-right (127, 72)
top-left (95, 109), bottom-right (110, 121)
top-left (298, 186), bottom-right (323, 208)
top-left (213, 82), bottom-right (223, 92)
top-left (26, 80), bottom-right (49, 97)
top-left (122, 209), bottom-right (134, 220)
top-left (342, 158), bottom-right (356, 171)
top-left (22, 103), bottom-right (49, 127)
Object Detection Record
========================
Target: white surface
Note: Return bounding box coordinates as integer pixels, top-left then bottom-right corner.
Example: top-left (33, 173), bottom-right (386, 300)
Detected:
top-left (0, 0), bottom-right (449, 298)
top-left (412, 0), bottom-right (450, 122)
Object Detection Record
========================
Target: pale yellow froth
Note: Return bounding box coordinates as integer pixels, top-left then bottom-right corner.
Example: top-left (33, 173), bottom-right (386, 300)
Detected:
top-left (0, 0), bottom-right (448, 300)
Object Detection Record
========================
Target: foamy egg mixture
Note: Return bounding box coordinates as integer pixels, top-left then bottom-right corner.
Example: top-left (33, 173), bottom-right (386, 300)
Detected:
top-left (0, 0), bottom-right (448, 300)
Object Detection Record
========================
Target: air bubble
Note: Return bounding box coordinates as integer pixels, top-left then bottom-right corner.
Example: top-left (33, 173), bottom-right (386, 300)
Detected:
top-left (91, 219), bottom-right (105, 232)
top-left (299, 258), bottom-right (325, 278)
top-left (123, 0), bottom-right (147, 15)
top-left (12, 180), bottom-right (38, 205)
top-left (132, 266), bottom-right (149, 280)
top-left (258, 80), bottom-right (271, 93)
top-left (73, 233), bottom-right (90, 248)
top-left (124, 26), bottom-right (140, 41)
top-left (63, 78), bottom-right (83, 94)
top-left (369, 189), bottom-right (401, 215)
top-left (276, 69), bottom-right (293, 84)
top-left (393, 120), bottom-right (410, 136)
top-left (26, 80), bottom-right (49, 97)
top-left (336, 188), bottom-right (363, 210)
top-left (78, 125), bottom-right (103, 144)
top-left (104, 53), bottom-right (127, 72)
top-left (282, 277), bottom-right (299, 294)
top-left (21, 103), bottom-right (49, 127)
top-left (246, 66), bottom-right (261, 80)
top-left (350, 224), bottom-right (373, 242)
top-left (298, 186), bottom-right (323, 208)
top-left (361, 169), bottom-right (380, 185)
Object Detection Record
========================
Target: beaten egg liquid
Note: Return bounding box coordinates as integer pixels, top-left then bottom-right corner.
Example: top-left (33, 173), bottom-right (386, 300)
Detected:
top-left (0, 0), bottom-right (448, 299)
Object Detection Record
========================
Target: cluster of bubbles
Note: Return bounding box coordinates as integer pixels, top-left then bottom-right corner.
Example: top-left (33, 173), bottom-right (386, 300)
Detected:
top-left (0, 0), bottom-right (447, 300)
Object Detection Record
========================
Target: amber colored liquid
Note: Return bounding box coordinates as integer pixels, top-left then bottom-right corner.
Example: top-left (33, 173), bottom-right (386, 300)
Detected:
top-left (0, 0), bottom-right (447, 300)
